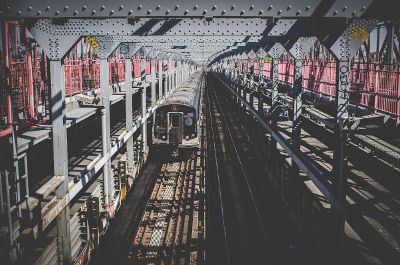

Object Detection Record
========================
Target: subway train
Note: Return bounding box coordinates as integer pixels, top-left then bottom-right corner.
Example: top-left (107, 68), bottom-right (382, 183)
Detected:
top-left (152, 71), bottom-right (203, 148)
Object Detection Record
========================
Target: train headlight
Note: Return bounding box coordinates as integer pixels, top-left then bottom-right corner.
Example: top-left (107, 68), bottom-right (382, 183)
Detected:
top-left (184, 117), bottom-right (193, 126)
top-left (162, 135), bottom-right (166, 140)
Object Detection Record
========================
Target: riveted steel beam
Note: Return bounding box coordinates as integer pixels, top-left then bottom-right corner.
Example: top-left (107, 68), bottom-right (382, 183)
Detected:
top-left (119, 43), bottom-right (144, 59)
top-left (1, 0), bottom-right (384, 19)
top-left (1, 1), bottom-right (325, 18)
top-left (325, 18), bottom-right (379, 237)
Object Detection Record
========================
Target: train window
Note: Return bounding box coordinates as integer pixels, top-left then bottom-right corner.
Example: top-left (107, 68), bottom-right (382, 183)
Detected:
top-left (155, 110), bottom-right (167, 128)
top-left (170, 114), bottom-right (181, 128)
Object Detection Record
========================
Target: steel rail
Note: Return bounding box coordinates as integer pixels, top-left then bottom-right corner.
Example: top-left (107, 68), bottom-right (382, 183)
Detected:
top-left (205, 75), bottom-right (231, 265)
top-left (207, 75), bottom-right (268, 240)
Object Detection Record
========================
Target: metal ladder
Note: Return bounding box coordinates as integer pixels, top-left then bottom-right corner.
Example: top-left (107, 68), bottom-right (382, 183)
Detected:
top-left (0, 124), bottom-right (30, 261)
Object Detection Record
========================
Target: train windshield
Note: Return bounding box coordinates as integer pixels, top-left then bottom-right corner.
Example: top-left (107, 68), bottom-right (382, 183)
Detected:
top-left (155, 109), bottom-right (167, 132)
top-left (170, 114), bottom-right (181, 128)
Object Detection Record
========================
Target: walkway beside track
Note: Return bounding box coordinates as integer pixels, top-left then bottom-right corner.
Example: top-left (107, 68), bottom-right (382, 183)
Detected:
top-left (88, 155), bottom-right (162, 265)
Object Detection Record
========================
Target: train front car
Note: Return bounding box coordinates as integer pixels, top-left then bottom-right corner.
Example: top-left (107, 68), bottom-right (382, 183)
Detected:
top-left (152, 72), bottom-right (202, 149)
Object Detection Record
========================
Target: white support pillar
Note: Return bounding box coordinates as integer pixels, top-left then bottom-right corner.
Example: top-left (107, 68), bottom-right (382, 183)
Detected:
top-left (151, 57), bottom-right (156, 107)
top-left (140, 57), bottom-right (148, 151)
top-left (124, 59), bottom-right (134, 177)
top-left (166, 59), bottom-right (170, 94)
top-left (141, 86), bottom-right (147, 149)
top-left (49, 60), bottom-right (72, 265)
top-left (158, 59), bottom-right (163, 99)
top-left (99, 58), bottom-right (112, 208)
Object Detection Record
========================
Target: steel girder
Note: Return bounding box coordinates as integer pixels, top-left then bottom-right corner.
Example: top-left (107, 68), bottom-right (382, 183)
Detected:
top-left (0, 0), bottom-right (379, 19)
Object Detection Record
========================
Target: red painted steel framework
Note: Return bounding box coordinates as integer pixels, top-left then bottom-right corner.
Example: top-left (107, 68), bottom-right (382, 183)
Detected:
top-left (0, 20), bottom-right (157, 138)
top-left (247, 59), bottom-right (400, 122)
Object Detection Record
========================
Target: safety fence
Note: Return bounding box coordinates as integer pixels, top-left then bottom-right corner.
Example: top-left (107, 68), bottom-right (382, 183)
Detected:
top-left (109, 58), bottom-right (126, 84)
top-left (82, 59), bottom-right (100, 91)
top-left (257, 60), bottom-right (400, 122)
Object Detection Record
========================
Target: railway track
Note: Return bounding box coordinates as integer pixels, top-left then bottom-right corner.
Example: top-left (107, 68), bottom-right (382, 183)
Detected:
top-left (127, 149), bottom-right (206, 264)
top-left (205, 74), bottom-right (300, 265)
top-left (212, 72), bottom-right (400, 264)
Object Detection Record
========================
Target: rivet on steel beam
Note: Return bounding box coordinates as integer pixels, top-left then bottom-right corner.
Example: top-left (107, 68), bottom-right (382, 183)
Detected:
top-left (147, 10), bottom-right (152, 14)
top-left (175, 5), bottom-right (180, 10)
top-left (333, 10), bottom-right (338, 16)
top-left (277, 10), bottom-right (282, 15)
top-left (82, 5), bottom-right (87, 11)
top-left (27, 6), bottom-right (32, 11)
top-left (166, 10), bottom-right (170, 14)
top-left (231, 5), bottom-right (236, 10)
top-left (240, 10), bottom-right (245, 15)
top-left (55, 10), bottom-right (60, 15)
top-left (361, 6), bottom-right (366, 11)
top-left (17, 11), bottom-right (21, 16)
top-left (352, 11), bottom-right (357, 16)
top-left (100, 6), bottom-right (105, 11)
top-left (306, 5), bottom-right (311, 11)
top-left (268, 5), bottom-right (273, 11)
top-left (212, 5), bottom-right (217, 11)
top-left (203, 9), bottom-right (207, 15)
top-left (342, 6), bottom-right (347, 11)
top-left (184, 10), bottom-right (189, 15)
top-left (128, 10), bottom-right (133, 15)
top-left (296, 10), bottom-right (301, 15)
top-left (250, 5), bottom-right (255, 10)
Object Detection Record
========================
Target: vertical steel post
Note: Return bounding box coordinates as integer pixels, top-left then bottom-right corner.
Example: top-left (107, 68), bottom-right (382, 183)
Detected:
top-left (151, 57), bottom-right (156, 107)
top-left (270, 57), bottom-right (280, 157)
top-left (332, 59), bottom-right (351, 234)
top-left (250, 59), bottom-right (255, 108)
top-left (141, 56), bottom-right (146, 85)
top-left (99, 58), bottom-right (112, 208)
top-left (243, 60), bottom-right (247, 85)
top-left (271, 58), bottom-right (279, 109)
top-left (4, 171), bottom-right (13, 246)
top-left (158, 59), bottom-right (163, 99)
top-left (3, 21), bottom-right (12, 133)
top-left (141, 86), bottom-right (147, 149)
top-left (124, 58), bottom-right (134, 178)
top-left (177, 60), bottom-right (182, 86)
top-left (173, 60), bottom-right (177, 89)
top-left (0, 171), bottom-right (4, 215)
top-left (166, 59), bottom-right (170, 94)
top-left (11, 124), bottom-right (21, 219)
top-left (140, 57), bottom-right (147, 151)
top-left (385, 22), bottom-right (394, 65)
top-left (325, 19), bottom-right (378, 239)
top-left (169, 59), bottom-right (173, 93)
top-left (258, 57), bottom-right (264, 116)
top-left (25, 28), bottom-right (35, 119)
top-left (292, 59), bottom-right (303, 154)
top-left (49, 60), bottom-right (72, 265)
